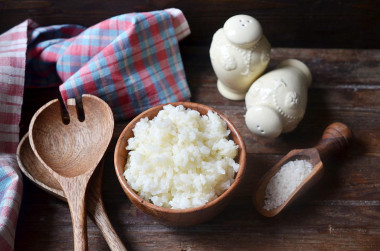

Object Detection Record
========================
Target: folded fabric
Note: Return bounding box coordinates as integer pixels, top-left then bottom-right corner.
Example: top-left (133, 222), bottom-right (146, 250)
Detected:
top-left (0, 20), bottom-right (27, 251)
top-left (27, 8), bottom-right (191, 120)
top-left (0, 8), bottom-right (190, 250)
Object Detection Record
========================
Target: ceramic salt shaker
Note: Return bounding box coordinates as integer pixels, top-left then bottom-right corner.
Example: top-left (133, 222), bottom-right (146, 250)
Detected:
top-left (245, 59), bottom-right (312, 138)
top-left (210, 14), bottom-right (271, 100)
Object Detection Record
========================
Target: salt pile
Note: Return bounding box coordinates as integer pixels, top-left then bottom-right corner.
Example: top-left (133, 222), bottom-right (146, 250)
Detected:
top-left (264, 159), bottom-right (313, 210)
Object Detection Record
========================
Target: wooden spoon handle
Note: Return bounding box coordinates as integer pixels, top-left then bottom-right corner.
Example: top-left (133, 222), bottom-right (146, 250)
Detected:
top-left (315, 122), bottom-right (352, 161)
top-left (87, 192), bottom-right (127, 251)
top-left (60, 178), bottom-right (89, 251)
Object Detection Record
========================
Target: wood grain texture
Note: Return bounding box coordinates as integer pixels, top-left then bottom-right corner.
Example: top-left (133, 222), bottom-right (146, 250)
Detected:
top-left (14, 47), bottom-right (380, 250)
top-left (86, 161), bottom-right (127, 251)
top-left (16, 134), bottom-right (127, 251)
top-left (114, 102), bottom-right (246, 226)
top-left (28, 95), bottom-right (114, 251)
top-left (314, 122), bottom-right (352, 161)
top-left (0, 0), bottom-right (379, 48)
top-left (17, 134), bottom-right (63, 198)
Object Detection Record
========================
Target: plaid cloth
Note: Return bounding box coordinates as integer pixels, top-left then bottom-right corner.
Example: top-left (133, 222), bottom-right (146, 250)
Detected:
top-left (27, 8), bottom-right (191, 120)
top-left (0, 21), bottom-right (27, 251)
top-left (0, 9), bottom-right (190, 250)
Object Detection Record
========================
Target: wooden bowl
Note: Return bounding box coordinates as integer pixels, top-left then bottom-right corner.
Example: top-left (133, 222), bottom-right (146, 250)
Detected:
top-left (114, 102), bottom-right (246, 226)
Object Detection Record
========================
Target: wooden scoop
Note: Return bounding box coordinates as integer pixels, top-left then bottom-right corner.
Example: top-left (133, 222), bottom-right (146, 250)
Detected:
top-left (17, 133), bottom-right (126, 251)
top-left (253, 122), bottom-right (352, 217)
top-left (29, 94), bottom-right (114, 251)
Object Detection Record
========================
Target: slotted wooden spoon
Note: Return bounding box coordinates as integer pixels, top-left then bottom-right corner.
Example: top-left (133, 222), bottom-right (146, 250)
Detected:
top-left (29, 94), bottom-right (114, 251)
top-left (254, 122), bottom-right (352, 217)
top-left (17, 133), bottom-right (126, 251)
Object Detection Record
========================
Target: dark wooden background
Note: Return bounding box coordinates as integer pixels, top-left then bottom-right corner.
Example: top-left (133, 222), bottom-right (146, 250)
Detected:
top-left (0, 0), bottom-right (379, 48)
top-left (1, 0), bottom-right (379, 250)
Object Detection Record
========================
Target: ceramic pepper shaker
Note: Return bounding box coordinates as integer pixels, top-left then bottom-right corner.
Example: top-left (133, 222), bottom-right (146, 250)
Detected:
top-left (210, 14), bottom-right (271, 100)
top-left (245, 59), bottom-right (312, 138)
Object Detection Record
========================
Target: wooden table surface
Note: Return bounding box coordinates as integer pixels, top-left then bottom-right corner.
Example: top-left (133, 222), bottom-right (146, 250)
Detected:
top-left (14, 46), bottom-right (380, 250)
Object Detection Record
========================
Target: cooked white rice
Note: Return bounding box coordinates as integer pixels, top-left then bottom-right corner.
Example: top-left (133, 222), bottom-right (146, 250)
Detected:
top-left (124, 104), bottom-right (240, 209)
top-left (264, 159), bottom-right (313, 210)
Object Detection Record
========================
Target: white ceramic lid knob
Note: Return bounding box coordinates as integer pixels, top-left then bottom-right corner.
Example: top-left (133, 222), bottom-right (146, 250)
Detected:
top-left (223, 15), bottom-right (263, 48)
top-left (245, 106), bottom-right (282, 138)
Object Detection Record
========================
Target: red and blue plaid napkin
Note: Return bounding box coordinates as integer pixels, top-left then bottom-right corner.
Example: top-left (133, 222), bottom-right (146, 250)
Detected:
top-left (27, 8), bottom-right (191, 120)
top-left (0, 8), bottom-right (190, 250)
top-left (0, 21), bottom-right (26, 250)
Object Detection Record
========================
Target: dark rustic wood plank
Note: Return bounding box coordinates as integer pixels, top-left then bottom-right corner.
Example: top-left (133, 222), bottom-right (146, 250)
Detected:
top-left (0, 0), bottom-right (379, 49)
top-left (181, 47), bottom-right (380, 155)
top-left (16, 179), bottom-right (380, 250)
top-left (183, 47), bottom-right (380, 87)
top-left (15, 47), bottom-right (380, 250)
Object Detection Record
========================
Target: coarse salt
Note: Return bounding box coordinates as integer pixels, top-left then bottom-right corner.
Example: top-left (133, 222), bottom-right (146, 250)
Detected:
top-left (264, 159), bottom-right (313, 210)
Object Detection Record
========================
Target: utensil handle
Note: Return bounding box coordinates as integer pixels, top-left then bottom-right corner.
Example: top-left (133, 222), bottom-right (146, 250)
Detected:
top-left (87, 192), bottom-right (127, 251)
top-left (61, 178), bottom-right (89, 251)
top-left (315, 122), bottom-right (352, 161)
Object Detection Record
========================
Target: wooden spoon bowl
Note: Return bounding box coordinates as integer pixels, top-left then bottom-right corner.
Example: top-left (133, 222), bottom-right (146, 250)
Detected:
top-left (17, 133), bottom-right (126, 251)
top-left (114, 102), bottom-right (247, 226)
top-left (30, 96), bottom-right (113, 178)
top-left (254, 122), bottom-right (352, 217)
top-left (29, 94), bottom-right (114, 251)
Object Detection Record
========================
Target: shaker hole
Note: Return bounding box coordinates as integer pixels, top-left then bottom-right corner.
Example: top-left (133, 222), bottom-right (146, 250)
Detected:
top-left (256, 124), bottom-right (265, 134)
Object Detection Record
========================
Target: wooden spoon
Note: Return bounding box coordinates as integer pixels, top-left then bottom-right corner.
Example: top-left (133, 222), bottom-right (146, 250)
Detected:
top-left (253, 122), bottom-right (352, 217)
top-left (17, 133), bottom-right (127, 251)
top-left (29, 94), bottom-right (114, 251)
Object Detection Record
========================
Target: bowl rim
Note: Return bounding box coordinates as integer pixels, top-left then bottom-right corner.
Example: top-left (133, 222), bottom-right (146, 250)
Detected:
top-left (114, 101), bottom-right (247, 214)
